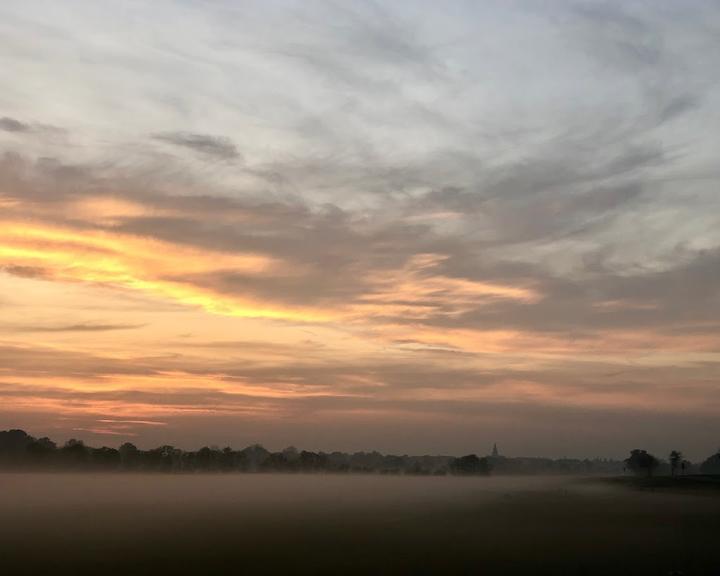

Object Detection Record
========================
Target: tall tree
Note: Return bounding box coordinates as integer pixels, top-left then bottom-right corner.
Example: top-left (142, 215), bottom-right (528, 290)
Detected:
top-left (669, 450), bottom-right (682, 476)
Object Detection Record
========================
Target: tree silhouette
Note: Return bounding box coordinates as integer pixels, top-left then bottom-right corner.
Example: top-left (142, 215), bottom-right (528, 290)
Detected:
top-left (450, 454), bottom-right (491, 475)
top-left (669, 450), bottom-right (683, 476)
top-left (625, 449), bottom-right (659, 478)
top-left (119, 442), bottom-right (140, 469)
top-left (699, 449), bottom-right (720, 474)
top-left (27, 436), bottom-right (57, 458)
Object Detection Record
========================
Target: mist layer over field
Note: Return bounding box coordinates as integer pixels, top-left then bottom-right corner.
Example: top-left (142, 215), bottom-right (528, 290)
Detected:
top-left (1, 474), bottom-right (719, 575)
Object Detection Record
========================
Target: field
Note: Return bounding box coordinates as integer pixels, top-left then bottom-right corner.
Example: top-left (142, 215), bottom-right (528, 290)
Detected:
top-left (1, 473), bottom-right (719, 575)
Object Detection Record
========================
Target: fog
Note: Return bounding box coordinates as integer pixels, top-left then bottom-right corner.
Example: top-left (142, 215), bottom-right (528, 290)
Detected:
top-left (2, 473), bottom-right (718, 575)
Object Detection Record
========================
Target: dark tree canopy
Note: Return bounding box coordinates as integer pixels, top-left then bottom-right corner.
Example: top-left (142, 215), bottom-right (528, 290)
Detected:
top-left (450, 454), bottom-right (491, 475)
top-left (700, 450), bottom-right (720, 475)
top-left (625, 449), bottom-right (660, 477)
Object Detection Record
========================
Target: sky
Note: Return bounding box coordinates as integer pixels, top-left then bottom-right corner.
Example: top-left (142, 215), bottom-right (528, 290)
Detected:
top-left (1, 0), bottom-right (719, 459)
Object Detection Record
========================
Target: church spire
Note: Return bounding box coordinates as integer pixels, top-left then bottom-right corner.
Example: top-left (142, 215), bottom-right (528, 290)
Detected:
top-left (491, 443), bottom-right (499, 457)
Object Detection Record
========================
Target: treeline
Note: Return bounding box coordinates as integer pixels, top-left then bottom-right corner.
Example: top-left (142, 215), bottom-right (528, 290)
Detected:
top-left (5, 429), bottom-right (717, 477)
top-left (0, 429), bottom-right (619, 476)
top-left (622, 448), bottom-right (720, 477)
top-left (0, 429), bottom-right (462, 475)
top-left (490, 456), bottom-right (622, 476)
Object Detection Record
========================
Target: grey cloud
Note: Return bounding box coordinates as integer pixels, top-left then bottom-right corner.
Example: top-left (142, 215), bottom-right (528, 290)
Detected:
top-left (0, 116), bottom-right (30, 132)
top-left (0, 117), bottom-right (65, 135)
top-left (421, 245), bottom-right (720, 337)
top-left (152, 132), bottom-right (241, 160)
top-left (657, 94), bottom-right (699, 124)
top-left (569, 1), bottom-right (709, 129)
top-left (406, 145), bottom-right (660, 251)
top-left (571, 3), bottom-right (664, 71)
top-left (251, 0), bottom-right (445, 87)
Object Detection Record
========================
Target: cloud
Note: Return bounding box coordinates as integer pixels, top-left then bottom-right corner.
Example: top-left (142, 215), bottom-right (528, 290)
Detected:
top-left (0, 150), bottom-right (718, 337)
top-left (0, 116), bottom-right (30, 133)
top-left (9, 323), bottom-right (144, 333)
top-left (152, 132), bottom-right (241, 160)
top-left (1, 264), bottom-right (51, 279)
top-left (97, 419), bottom-right (167, 426)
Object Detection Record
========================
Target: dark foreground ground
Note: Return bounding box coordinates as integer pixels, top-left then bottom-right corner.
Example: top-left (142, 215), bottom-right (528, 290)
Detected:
top-left (1, 474), bottom-right (719, 575)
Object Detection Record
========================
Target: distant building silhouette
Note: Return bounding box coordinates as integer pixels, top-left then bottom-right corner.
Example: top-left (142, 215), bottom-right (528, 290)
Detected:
top-left (492, 443), bottom-right (499, 457)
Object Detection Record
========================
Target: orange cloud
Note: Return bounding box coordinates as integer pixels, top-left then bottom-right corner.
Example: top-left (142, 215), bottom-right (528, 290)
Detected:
top-left (353, 253), bottom-right (539, 319)
top-left (0, 220), bottom-right (334, 321)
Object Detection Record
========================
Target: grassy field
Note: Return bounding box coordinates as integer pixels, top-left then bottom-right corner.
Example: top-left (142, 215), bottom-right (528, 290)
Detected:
top-left (599, 474), bottom-right (720, 493)
top-left (1, 473), bottom-right (719, 575)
